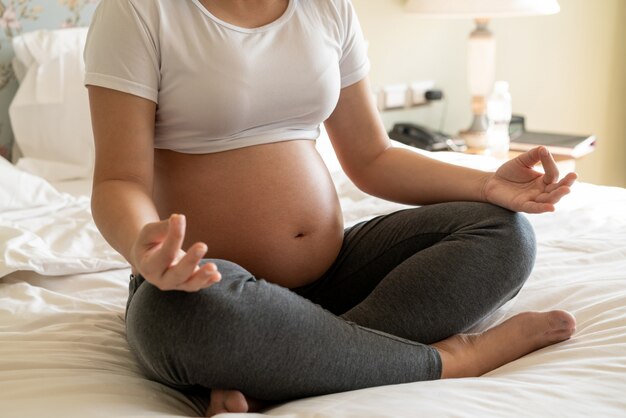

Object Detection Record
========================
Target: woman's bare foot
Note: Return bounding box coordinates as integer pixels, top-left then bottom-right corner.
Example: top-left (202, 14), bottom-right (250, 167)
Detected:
top-left (205, 388), bottom-right (268, 417)
top-left (433, 310), bottom-right (576, 378)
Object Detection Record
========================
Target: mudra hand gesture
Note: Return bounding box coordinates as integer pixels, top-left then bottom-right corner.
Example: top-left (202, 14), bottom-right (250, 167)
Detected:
top-left (130, 214), bottom-right (220, 292)
top-left (483, 146), bottom-right (578, 214)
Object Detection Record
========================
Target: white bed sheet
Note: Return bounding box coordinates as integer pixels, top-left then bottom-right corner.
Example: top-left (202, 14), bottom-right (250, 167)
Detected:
top-left (1, 150), bottom-right (625, 418)
top-left (0, 158), bottom-right (126, 277)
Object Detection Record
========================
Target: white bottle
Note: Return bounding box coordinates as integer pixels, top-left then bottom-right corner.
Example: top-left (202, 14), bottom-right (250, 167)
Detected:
top-left (486, 81), bottom-right (512, 159)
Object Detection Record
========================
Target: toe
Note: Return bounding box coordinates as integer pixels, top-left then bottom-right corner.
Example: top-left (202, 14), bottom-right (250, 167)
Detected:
top-left (223, 390), bottom-right (249, 413)
top-left (547, 310), bottom-right (576, 332)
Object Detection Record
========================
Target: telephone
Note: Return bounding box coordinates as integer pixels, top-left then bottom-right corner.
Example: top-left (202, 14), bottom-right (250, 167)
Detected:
top-left (388, 123), bottom-right (464, 152)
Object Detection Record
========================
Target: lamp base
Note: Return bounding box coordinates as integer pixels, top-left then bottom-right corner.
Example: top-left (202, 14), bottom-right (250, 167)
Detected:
top-left (459, 112), bottom-right (490, 149)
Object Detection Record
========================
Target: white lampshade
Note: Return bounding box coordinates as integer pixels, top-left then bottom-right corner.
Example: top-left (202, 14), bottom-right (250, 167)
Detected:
top-left (405, 0), bottom-right (560, 18)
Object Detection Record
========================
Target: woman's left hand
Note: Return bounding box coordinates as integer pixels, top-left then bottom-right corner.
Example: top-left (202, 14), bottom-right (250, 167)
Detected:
top-left (482, 146), bottom-right (578, 214)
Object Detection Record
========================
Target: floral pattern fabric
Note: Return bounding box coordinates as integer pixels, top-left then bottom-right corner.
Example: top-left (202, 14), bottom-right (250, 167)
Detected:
top-left (0, 0), bottom-right (99, 160)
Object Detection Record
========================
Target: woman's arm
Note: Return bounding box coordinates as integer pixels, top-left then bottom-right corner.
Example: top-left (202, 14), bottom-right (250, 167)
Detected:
top-left (324, 77), bottom-right (576, 213)
top-left (89, 86), bottom-right (159, 259)
top-left (88, 86), bottom-right (220, 291)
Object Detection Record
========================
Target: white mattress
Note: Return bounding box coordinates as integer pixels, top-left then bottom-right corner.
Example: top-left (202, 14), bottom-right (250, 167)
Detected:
top-left (1, 150), bottom-right (625, 418)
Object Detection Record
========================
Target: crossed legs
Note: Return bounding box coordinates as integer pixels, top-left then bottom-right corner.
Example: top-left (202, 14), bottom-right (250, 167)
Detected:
top-left (124, 203), bottom-right (576, 415)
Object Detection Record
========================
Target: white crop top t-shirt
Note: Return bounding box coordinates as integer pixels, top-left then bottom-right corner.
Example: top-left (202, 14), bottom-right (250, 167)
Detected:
top-left (84, 0), bottom-right (370, 154)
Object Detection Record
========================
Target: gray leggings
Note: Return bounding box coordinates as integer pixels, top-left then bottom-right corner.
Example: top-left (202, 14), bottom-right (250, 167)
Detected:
top-left (125, 202), bottom-right (535, 402)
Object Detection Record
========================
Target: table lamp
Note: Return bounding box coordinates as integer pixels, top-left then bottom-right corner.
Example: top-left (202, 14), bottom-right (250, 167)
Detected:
top-left (405, 0), bottom-right (560, 148)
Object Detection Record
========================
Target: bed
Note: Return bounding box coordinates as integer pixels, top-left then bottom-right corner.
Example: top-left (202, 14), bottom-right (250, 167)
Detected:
top-left (1, 29), bottom-right (626, 418)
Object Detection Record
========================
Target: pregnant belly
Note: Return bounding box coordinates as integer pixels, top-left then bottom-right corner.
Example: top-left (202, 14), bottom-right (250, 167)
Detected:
top-left (153, 140), bottom-right (344, 288)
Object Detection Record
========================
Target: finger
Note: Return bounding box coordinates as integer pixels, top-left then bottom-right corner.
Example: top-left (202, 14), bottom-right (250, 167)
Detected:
top-left (176, 266), bottom-right (222, 292)
top-left (160, 214), bottom-right (187, 267)
top-left (538, 147), bottom-right (559, 185)
top-left (559, 172), bottom-right (578, 188)
top-left (134, 218), bottom-right (180, 280)
top-left (137, 218), bottom-right (171, 247)
top-left (543, 172), bottom-right (577, 193)
top-left (515, 147), bottom-right (542, 168)
top-left (534, 186), bottom-right (572, 205)
top-left (198, 261), bottom-right (219, 273)
top-left (161, 242), bottom-right (208, 286)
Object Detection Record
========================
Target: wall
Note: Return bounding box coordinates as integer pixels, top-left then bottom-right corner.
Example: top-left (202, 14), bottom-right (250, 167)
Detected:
top-left (0, 0), bottom-right (623, 187)
top-left (0, 0), bottom-right (98, 160)
top-left (353, 0), bottom-right (626, 187)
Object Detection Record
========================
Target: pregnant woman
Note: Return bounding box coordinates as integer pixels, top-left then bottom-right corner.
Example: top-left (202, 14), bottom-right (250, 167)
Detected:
top-left (84, 0), bottom-right (577, 416)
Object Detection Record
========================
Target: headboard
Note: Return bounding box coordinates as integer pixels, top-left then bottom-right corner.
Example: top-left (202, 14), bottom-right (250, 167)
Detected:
top-left (0, 0), bottom-right (99, 160)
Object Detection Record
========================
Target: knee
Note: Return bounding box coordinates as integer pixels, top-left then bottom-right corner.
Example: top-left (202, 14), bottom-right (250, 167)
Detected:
top-left (125, 262), bottom-right (255, 385)
top-left (449, 202), bottom-right (534, 275)
top-left (494, 207), bottom-right (536, 268)
top-left (478, 204), bottom-right (536, 288)
top-left (127, 271), bottom-right (252, 342)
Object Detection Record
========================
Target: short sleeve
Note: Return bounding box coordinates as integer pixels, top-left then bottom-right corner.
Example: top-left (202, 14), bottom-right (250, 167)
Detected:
top-left (337, 0), bottom-right (370, 88)
top-left (84, 0), bottom-right (160, 103)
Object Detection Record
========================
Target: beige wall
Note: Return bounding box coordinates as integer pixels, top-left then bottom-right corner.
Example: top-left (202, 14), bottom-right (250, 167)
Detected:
top-left (352, 0), bottom-right (626, 187)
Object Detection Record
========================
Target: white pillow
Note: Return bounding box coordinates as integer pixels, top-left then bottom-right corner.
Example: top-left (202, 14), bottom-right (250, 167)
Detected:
top-left (9, 28), bottom-right (93, 181)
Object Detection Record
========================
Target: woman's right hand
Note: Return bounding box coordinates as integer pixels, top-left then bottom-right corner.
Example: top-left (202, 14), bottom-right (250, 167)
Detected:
top-left (130, 214), bottom-right (221, 292)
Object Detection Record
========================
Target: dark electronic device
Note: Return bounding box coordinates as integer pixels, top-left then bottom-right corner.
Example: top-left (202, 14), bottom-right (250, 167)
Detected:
top-left (425, 89), bottom-right (444, 101)
top-left (388, 123), bottom-right (464, 152)
top-left (509, 114), bottom-right (526, 139)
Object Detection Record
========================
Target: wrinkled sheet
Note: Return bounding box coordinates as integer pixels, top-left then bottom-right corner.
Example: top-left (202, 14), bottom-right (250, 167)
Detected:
top-left (0, 158), bottom-right (127, 277)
